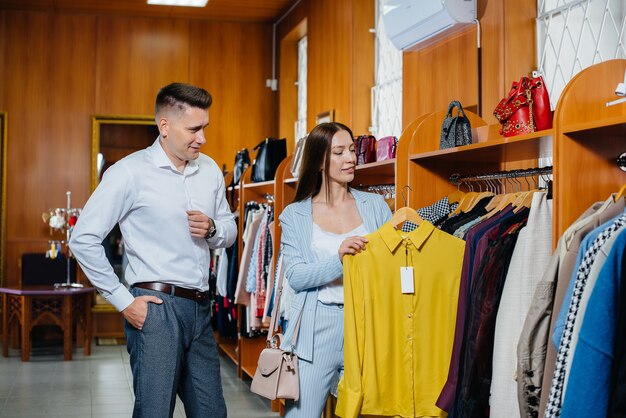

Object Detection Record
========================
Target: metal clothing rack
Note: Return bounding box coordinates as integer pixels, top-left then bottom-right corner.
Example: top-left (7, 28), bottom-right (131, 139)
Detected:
top-left (449, 166), bottom-right (553, 194)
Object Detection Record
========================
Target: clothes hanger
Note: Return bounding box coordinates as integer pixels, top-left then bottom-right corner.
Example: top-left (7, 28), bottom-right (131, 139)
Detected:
top-left (615, 183), bottom-right (626, 202)
top-left (447, 182), bottom-right (465, 205)
top-left (390, 185), bottom-right (424, 229)
top-left (390, 206), bottom-right (424, 229)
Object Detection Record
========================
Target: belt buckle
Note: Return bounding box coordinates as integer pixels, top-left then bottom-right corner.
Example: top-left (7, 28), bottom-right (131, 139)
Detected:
top-left (195, 291), bottom-right (207, 303)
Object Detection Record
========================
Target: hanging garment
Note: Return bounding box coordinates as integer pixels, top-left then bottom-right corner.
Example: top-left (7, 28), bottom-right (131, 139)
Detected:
top-left (452, 208), bottom-right (529, 418)
top-left (437, 205), bottom-right (517, 411)
top-left (561, 227), bottom-right (626, 418)
top-left (608, 243), bottom-right (626, 418)
top-left (538, 196), bottom-right (625, 418)
top-left (215, 247), bottom-right (228, 297)
top-left (517, 199), bottom-right (614, 417)
top-left (336, 221), bottom-right (465, 418)
top-left (491, 192), bottom-right (552, 417)
top-left (234, 208), bottom-right (264, 305)
top-left (417, 196), bottom-right (459, 224)
top-left (544, 213), bottom-right (626, 418)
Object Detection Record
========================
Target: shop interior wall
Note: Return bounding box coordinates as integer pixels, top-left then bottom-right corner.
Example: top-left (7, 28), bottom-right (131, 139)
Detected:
top-left (278, 0), bottom-right (535, 146)
top-left (0, 10), bottom-right (275, 287)
top-left (278, 0), bottom-right (375, 146)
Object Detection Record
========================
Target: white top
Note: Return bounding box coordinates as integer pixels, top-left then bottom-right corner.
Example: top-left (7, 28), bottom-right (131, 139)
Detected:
top-left (311, 222), bottom-right (367, 304)
top-left (69, 137), bottom-right (237, 312)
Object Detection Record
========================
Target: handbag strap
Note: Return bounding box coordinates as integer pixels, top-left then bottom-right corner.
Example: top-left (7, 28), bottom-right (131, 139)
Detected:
top-left (266, 255), bottom-right (303, 352)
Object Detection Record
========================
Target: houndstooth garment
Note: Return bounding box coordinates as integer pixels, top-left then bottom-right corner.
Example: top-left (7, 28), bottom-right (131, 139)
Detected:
top-left (544, 213), bottom-right (626, 417)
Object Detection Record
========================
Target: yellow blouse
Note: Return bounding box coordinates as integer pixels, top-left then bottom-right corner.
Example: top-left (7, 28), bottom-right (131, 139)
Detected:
top-left (336, 221), bottom-right (465, 418)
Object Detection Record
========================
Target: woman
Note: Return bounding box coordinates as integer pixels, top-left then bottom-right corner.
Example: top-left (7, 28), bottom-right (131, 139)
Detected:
top-left (279, 122), bottom-right (392, 417)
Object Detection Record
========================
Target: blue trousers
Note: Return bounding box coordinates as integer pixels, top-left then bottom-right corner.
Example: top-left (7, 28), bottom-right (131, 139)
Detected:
top-left (125, 286), bottom-right (227, 418)
top-left (285, 301), bottom-right (344, 418)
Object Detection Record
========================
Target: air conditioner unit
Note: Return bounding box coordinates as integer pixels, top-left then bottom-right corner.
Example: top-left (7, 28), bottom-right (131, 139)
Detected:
top-left (382, 0), bottom-right (477, 51)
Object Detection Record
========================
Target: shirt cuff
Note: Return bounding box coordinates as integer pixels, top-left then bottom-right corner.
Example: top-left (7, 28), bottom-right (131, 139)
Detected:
top-left (106, 286), bottom-right (135, 312)
top-left (335, 386), bottom-right (363, 418)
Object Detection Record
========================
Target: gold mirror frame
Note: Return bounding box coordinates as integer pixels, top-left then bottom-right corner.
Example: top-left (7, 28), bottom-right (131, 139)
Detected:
top-left (0, 112), bottom-right (6, 287)
top-left (91, 114), bottom-right (157, 191)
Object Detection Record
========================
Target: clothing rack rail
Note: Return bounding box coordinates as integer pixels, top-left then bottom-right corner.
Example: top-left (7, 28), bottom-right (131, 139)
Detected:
top-left (449, 166), bottom-right (553, 195)
top-left (449, 166), bottom-right (553, 185)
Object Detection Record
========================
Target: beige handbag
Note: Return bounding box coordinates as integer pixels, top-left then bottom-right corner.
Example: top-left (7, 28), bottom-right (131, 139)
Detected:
top-left (250, 260), bottom-right (303, 401)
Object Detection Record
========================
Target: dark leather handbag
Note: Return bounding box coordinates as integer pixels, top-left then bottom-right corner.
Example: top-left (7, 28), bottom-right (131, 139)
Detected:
top-left (440, 101), bottom-right (472, 149)
top-left (354, 135), bottom-right (377, 165)
top-left (232, 148), bottom-right (251, 186)
top-left (251, 137), bottom-right (287, 183)
top-left (493, 75), bottom-right (552, 137)
top-left (376, 136), bottom-right (398, 161)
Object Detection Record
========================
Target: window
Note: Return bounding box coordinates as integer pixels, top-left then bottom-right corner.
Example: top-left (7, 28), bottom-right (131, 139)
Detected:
top-left (295, 36), bottom-right (308, 142)
top-left (537, 0), bottom-right (626, 107)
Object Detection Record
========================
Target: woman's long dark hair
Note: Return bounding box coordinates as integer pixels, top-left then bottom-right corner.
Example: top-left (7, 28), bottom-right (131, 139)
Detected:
top-left (294, 122), bottom-right (353, 203)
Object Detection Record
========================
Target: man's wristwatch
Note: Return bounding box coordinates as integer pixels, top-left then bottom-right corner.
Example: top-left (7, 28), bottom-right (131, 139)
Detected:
top-left (206, 219), bottom-right (217, 239)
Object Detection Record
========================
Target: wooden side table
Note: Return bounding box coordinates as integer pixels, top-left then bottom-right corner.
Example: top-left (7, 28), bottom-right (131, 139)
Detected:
top-left (1, 287), bottom-right (94, 361)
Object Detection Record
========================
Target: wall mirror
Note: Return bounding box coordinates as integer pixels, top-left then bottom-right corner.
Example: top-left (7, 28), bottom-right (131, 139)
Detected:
top-left (91, 115), bottom-right (158, 301)
top-left (0, 112), bottom-right (7, 287)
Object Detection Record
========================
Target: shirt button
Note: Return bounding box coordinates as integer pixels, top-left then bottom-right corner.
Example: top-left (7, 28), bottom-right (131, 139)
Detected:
top-left (408, 314), bottom-right (412, 318)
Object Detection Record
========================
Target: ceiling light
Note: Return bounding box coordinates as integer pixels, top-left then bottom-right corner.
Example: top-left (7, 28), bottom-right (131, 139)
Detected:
top-left (147, 0), bottom-right (208, 7)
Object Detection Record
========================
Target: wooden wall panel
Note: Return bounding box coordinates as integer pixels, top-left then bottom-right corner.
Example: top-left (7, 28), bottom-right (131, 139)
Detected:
top-left (0, 12), bottom-right (5, 105)
top-left (351, 0), bottom-right (375, 135)
top-left (479, 0), bottom-right (504, 124)
top-left (307, 0), bottom-right (353, 128)
top-left (1, 12), bottom-right (97, 286)
top-left (0, 10), bottom-right (275, 286)
top-left (95, 16), bottom-right (190, 115)
top-left (403, 0), bottom-right (536, 128)
top-left (190, 21), bottom-right (275, 170)
top-left (278, 39), bottom-right (299, 148)
top-left (403, 28), bottom-right (478, 126)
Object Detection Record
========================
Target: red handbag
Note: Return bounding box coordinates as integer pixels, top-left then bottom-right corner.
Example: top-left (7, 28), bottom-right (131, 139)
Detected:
top-left (354, 135), bottom-right (377, 165)
top-left (376, 136), bottom-right (398, 161)
top-left (493, 75), bottom-right (552, 137)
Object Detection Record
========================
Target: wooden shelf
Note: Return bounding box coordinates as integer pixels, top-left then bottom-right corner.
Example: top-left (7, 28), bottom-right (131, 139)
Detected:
top-left (243, 180), bottom-right (274, 188)
top-left (353, 159), bottom-right (395, 185)
top-left (562, 114), bottom-right (626, 137)
top-left (284, 177), bottom-right (298, 184)
top-left (218, 338), bottom-right (239, 366)
top-left (410, 129), bottom-right (553, 165)
top-left (241, 364), bottom-right (257, 379)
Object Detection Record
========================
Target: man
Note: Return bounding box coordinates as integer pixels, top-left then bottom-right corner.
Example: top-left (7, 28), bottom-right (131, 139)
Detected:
top-left (70, 82), bottom-right (237, 418)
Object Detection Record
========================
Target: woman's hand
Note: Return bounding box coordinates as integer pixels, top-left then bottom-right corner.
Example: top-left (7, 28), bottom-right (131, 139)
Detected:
top-left (338, 236), bottom-right (369, 262)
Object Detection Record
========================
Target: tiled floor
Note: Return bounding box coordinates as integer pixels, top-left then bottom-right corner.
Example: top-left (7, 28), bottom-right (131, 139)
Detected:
top-left (0, 343), bottom-right (279, 418)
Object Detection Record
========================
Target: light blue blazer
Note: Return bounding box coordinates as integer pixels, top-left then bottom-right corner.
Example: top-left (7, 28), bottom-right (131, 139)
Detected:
top-left (278, 188), bottom-right (392, 362)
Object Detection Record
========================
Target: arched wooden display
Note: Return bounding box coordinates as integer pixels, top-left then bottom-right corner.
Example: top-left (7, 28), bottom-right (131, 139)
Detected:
top-left (395, 114), bottom-right (431, 209)
top-left (553, 58), bottom-right (626, 241)
top-left (405, 109), bottom-right (553, 210)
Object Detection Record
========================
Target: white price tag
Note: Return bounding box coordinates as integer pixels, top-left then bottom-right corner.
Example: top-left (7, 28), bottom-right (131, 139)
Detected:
top-left (400, 267), bottom-right (414, 294)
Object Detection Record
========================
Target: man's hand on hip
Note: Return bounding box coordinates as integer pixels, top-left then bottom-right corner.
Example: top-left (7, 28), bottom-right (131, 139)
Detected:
top-left (122, 295), bottom-right (163, 330)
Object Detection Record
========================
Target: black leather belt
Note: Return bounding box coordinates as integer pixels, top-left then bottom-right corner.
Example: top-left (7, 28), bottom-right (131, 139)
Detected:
top-left (133, 282), bottom-right (209, 303)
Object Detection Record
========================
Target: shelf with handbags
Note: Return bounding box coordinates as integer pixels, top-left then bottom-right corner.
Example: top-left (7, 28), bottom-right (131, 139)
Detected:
top-left (405, 108), bottom-right (553, 211)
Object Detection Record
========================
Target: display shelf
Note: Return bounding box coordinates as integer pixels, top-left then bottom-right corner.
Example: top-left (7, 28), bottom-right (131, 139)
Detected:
top-left (561, 114), bottom-right (626, 137)
top-left (218, 338), bottom-right (239, 366)
top-left (284, 177), bottom-right (298, 184)
top-left (239, 336), bottom-right (267, 379)
top-left (409, 129), bottom-right (553, 165)
top-left (243, 179), bottom-right (275, 189)
top-left (353, 159), bottom-right (395, 186)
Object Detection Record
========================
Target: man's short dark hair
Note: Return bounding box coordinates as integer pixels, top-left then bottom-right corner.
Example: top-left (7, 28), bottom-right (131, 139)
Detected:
top-left (155, 83), bottom-right (212, 115)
